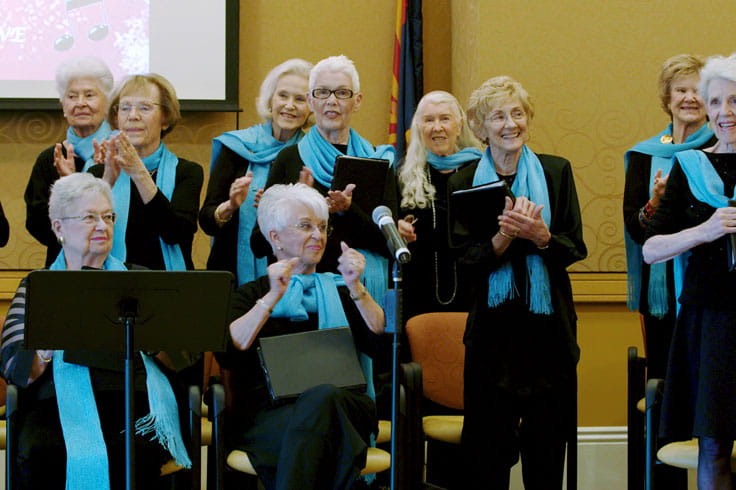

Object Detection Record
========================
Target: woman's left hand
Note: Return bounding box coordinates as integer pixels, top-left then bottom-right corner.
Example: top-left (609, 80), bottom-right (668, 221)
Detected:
top-left (337, 241), bottom-right (365, 286)
top-left (110, 132), bottom-right (148, 178)
top-left (327, 184), bottom-right (355, 213)
top-left (498, 196), bottom-right (551, 248)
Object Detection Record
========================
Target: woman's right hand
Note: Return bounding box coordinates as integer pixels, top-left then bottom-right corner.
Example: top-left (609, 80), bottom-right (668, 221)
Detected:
top-left (299, 166), bottom-right (315, 187)
top-left (53, 141), bottom-right (76, 177)
top-left (398, 217), bottom-right (417, 243)
top-left (229, 172), bottom-right (253, 209)
top-left (267, 257), bottom-right (299, 298)
top-left (650, 169), bottom-right (669, 208)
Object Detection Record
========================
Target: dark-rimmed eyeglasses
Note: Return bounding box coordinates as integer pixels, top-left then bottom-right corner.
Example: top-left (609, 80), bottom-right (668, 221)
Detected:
top-left (311, 88), bottom-right (354, 100)
top-left (60, 213), bottom-right (117, 225)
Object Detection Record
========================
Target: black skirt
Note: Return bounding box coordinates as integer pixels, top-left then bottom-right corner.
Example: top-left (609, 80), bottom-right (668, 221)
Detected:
top-left (660, 305), bottom-right (736, 440)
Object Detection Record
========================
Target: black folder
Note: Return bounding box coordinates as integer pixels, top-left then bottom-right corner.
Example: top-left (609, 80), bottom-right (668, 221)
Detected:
top-left (257, 327), bottom-right (367, 402)
top-left (331, 155), bottom-right (390, 213)
top-left (450, 179), bottom-right (515, 241)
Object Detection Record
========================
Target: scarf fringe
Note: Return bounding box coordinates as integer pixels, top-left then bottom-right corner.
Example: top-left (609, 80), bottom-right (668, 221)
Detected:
top-left (527, 255), bottom-right (554, 315)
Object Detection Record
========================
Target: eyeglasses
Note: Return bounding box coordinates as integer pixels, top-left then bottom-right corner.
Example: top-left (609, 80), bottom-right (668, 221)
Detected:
top-left (292, 221), bottom-right (332, 235)
top-left (485, 109), bottom-right (526, 124)
top-left (60, 213), bottom-right (116, 225)
top-left (311, 88), bottom-right (354, 100)
top-left (116, 102), bottom-right (161, 115)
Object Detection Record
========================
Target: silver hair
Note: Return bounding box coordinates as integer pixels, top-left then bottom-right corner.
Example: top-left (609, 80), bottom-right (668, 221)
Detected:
top-left (255, 58), bottom-right (313, 121)
top-left (257, 183), bottom-right (329, 246)
top-left (55, 56), bottom-right (114, 99)
top-left (399, 91), bottom-right (482, 209)
top-left (699, 53), bottom-right (736, 105)
top-left (309, 55), bottom-right (360, 93)
top-left (49, 173), bottom-right (113, 220)
top-left (466, 76), bottom-right (534, 144)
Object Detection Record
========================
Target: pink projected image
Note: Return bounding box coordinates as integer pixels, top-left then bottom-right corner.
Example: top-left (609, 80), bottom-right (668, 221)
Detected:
top-left (1, 0), bottom-right (150, 82)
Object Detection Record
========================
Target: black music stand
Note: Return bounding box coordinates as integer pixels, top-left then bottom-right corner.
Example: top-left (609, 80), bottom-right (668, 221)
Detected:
top-left (24, 270), bottom-right (234, 490)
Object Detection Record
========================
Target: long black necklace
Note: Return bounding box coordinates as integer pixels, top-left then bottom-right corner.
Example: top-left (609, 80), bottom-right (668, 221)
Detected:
top-left (427, 169), bottom-right (457, 305)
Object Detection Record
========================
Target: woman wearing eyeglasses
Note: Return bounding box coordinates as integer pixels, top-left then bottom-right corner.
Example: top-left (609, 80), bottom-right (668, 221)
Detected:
top-left (88, 73), bottom-right (203, 271)
top-left (24, 56), bottom-right (114, 266)
top-left (200, 59), bottom-right (313, 286)
top-left (255, 55), bottom-right (397, 303)
top-left (1, 172), bottom-right (191, 489)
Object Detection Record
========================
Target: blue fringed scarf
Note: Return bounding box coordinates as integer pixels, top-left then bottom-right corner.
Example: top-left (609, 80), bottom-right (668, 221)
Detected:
top-left (270, 272), bottom-right (375, 400)
top-left (212, 123), bottom-right (304, 285)
top-left (105, 143), bottom-right (186, 271)
top-left (473, 146), bottom-right (553, 314)
top-left (66, 121), bottom-right (112, 167)
top-left (427, 147), bottom-right (482, 171)
top-left (297, 128), bottom-right (396, 301)
top-left (50, 251), bottom-right (191, 490)
top-left (623, 123), bottom-right (713, 316)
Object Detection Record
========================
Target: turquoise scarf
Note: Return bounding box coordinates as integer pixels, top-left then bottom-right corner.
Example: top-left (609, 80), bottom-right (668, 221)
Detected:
top-left (623, 122), bottom-right (713, 316)
top-left (49, 252), bottom-right (191, 489)
top-left (677, 149), bottom-right (734, 206)
top-left (108, 143), bottom-right (186, 271)
top-left (66, 121), bottom-right (112, 167)
top-left (270, 272), bottom-right (375, 401)
top-left (427, 147), bottom-right (482, 171)
top-left (212, 123), bottom-right (304, 285)
top-left (297, 128), bottom-right (396, 301)
top-left (473, 146), bottom-right (553, 314)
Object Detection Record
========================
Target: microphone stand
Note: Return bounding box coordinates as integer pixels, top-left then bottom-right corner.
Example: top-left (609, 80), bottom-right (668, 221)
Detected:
top-left (385, 260), bottom-right (404, 490)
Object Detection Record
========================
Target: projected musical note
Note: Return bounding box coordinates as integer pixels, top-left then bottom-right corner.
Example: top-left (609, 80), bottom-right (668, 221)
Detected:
top-left (54, 0), bottom-right (110, 51)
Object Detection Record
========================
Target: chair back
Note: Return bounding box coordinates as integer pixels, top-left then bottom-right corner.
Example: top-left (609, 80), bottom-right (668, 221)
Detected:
top-left (405, 312), bottom-right (467, 410)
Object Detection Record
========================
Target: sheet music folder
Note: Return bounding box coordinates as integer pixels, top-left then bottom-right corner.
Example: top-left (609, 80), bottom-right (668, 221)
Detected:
top-left (450, 179), bottom-right (515, 241)
top-left (257, 327), bottom-right (367, 402)
top-left (331, 155), bottom-right (390, 213)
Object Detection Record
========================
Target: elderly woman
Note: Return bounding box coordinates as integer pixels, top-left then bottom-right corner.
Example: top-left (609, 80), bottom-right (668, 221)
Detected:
top-left (0, 173), bottom-right (190, 489)
top-left (24, 56), bottom-right (113, 266)
top-left (643, 53), bottom-right (736, 490)
top-left (623, 54), bottom-right (715, 382)
top-left (396, 90), bottom-right (483, 321)
top-left (257, 55), bottom-right (397, 302)
top-left (88, 73), bottom-right (203, 270)
top-left (221, 183), bottom-right (384, 489)
top-left (448, 76), bottom-right (586, 489)
top-left (200, 59), bottom-right (312, 285)
top-left (0, 200), bottom-right (8, 247)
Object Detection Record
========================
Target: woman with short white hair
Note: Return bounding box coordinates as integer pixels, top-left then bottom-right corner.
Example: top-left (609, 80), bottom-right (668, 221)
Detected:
top-left (25, 56), bottom-right (114, 266)
top-left (644, 53), bottom-right (736, 490)
top-left (200, 59), bottom-right (313, 285)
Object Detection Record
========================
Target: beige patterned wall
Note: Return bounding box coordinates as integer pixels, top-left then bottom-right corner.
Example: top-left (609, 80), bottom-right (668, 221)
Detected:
top-left (451, 0), bottom-right (736, 272)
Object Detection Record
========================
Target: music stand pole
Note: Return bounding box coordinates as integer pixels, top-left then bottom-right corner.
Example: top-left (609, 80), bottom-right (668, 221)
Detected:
top-left (120, 299), bottom-right (138, 490)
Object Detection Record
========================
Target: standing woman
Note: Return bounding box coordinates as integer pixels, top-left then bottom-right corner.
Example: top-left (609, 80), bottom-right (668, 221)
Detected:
top-left (623, 54), bottom-right (714, 381)
top-left (25, 56), bottom-right (113, 266)
top-left (260, 55), bottom-right (397, 301)
top-left (449, 76), bottom-right (586, 489)
top-left (199, 59), bottom-right (312, 285)
top-left (643, 53), bottom-right (736, 490)
top-left (396, 90), bottom-right (482, 321)
top-left (89, 74), bottom-right (203, 270)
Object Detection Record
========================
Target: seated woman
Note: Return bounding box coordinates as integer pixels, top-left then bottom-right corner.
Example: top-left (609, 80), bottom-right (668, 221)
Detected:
top-left (88, 73), bottom-right (203, 270)
top-left (200, 58), bottom-right (312, 285)
top-left (0, 172), bottom-right (191, 489)
top-left (222, 183), bottom-right (385, 490)
top-left (24, 56), bottom-right (113, 266)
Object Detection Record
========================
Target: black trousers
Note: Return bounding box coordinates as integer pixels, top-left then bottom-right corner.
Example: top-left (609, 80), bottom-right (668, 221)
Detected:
top-left (15, 392), bottom-right (172, 490)
top-left (235, 384), bottom-right (377, 490)
top-left (461, 345), bottom-right (572, 490)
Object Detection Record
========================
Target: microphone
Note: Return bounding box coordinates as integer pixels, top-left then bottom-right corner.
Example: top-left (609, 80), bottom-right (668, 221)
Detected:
top-left (372, 205), bottom-right (411, 264)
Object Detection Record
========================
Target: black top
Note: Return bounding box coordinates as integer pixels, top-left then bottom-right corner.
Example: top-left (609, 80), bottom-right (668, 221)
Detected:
top-left (646, 152), bottom-right (736, 309)
top-left (448, 154), bottom-right (587, 393)
top-left (398, 161), bottom-right (478, 321)
top-left (219, 276), bottom-right (384, 423)
top-left (251, 144), bottom-right (399, 273)
top-left (0, 200), bottom-right (8, 247)
top-left (199, 146), bottom-right (251, 275)
top-left (24, 144), bottom-right (85, 266)
top-left (88, 159), bottom-right (203, 270)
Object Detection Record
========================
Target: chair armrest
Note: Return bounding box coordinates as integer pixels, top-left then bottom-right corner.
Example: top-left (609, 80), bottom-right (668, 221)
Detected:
top-left (187, 385), bottom-right (202, 489)
top-left (645, 378), bottom-right (664, 490)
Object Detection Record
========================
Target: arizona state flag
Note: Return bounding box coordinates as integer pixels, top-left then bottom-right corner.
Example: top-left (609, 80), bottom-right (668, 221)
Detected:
top-left (389, 0), bottom-right (423, 159)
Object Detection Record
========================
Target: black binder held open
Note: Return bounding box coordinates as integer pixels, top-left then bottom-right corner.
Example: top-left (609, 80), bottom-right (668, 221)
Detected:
top-left (331, 155), bottom-right (390, 213)
top-left (450, 179), bottom-right (515, 242)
